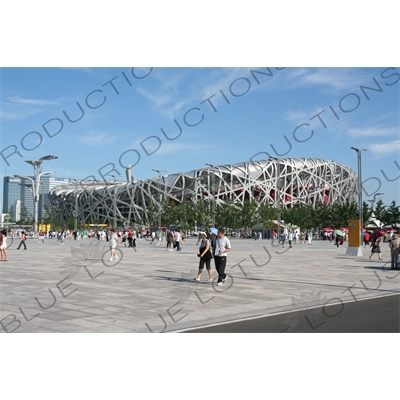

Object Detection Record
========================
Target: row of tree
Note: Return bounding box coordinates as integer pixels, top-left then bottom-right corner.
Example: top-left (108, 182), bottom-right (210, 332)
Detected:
top-left (7, 199), bottom-right (399, 232)
top-left (143, 198), bottom-right (400, 232)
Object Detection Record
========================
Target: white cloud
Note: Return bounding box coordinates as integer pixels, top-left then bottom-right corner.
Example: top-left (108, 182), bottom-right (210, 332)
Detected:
top-left (348, 126), bottom-right (399, 138)
top-left (369, 140), bottom-right (400, 158)
top-left (8, 96), bottom-right (60, 105)
top-left (79, 131), bottom-right (117, 146)
top-left (283, 68), bottom-right (378, 94)
top-left (0, 95), bottom-right (60, 120)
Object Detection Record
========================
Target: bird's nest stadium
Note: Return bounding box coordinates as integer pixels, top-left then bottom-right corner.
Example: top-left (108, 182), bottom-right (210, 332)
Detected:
top-left (49, 158), bottom-right (358, 226)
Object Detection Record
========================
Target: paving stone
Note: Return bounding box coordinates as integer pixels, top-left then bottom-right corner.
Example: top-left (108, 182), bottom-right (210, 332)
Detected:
top-left (1, 237), bottom-right (398, 333)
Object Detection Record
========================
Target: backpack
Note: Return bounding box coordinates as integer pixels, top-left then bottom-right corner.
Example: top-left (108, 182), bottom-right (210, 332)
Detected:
top-left (0, 234), bottom-right (3, 246)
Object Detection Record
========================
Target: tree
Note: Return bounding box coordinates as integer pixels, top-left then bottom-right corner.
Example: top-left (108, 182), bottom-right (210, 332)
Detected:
top-left (362, 201), bottom-right (373, 227)
top-left (238, 199), bottom-right (259, 231)
top-left (373, 199), bottom-right (386, 224)
top-left (17, 205), bottom-right (32, 225)
top-left (174, 198), bottom-right (194, 231)
top-left (5, 207), bottom-right (14, 223)
top-left (145, 198), bottom-right (160, 227)
top-left (382, 201), bottom-right (400, 228)
top-left (258, 201), bottom-right (277, 227)
top-left (215, 200), bottom-right (241, 230)
top-left (314, 202), bottom-right (332, 229)
top-left (193, 198), bottom-right (212, 229)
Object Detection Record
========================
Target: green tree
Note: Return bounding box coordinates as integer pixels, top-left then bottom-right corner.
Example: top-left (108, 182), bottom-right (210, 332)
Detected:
top-left (174, 198), bottom-right (194, 231)
top-left (283, 204), bottom-right (314, 230)
top-left (330, 200), bottom-right (358, 228)
top-left (258, 201), bottom-right (277, 227)
top-left (362, 201), bottom-right (373, 227)
top-left (313, 202), bottom-right (332, 229)
top-left (5, 207), bottom-right (14, 223)
top-left (145, 198), bottom-right (160, 227)
top-left (192, 198), bottom-right (212, 230)
top-left (215, 200), bottom-right (241, 230)
top-left (382, 201), bottom-right (400, 227)
top-left (160, 198), bottom-right (178, 227)
top-left (17, 205), bottom-right (32, 225)
top-left (238, 199), bottom-right (259, 230)
top-left (373, 199), bottom-right (386, 224)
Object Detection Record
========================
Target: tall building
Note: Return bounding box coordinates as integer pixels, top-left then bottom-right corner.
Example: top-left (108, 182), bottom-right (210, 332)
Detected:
top-left (3, 176), bottom-right (72, 222)
top-left (12, 200), bottom-right (21, 222)
top-left (2, 176), bottom-right (27, 216)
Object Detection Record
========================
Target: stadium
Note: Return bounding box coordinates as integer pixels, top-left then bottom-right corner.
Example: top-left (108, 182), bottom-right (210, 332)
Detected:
top-left (49, 158), bottom-right (358, 226)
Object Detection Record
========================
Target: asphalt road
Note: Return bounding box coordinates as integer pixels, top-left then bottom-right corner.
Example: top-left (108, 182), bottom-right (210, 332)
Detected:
top-left (181, 294), bottom-right (400, 333)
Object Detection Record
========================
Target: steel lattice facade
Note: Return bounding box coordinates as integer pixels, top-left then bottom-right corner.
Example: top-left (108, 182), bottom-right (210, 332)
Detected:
top-left (49, 158), bottom-right (358, 225)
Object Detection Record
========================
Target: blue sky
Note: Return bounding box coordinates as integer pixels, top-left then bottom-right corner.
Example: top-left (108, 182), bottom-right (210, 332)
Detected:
top-left (1, 67), bottom-right (399, 205)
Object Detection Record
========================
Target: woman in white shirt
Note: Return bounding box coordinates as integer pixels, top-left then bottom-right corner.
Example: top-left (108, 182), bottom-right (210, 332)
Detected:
top-left (109, 229), bottom-right (119, 261)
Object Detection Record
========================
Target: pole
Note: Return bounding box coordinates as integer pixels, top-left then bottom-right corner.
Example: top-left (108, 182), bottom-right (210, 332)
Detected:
top-left (74, 183), bottom-right (78, 231)
top-left (357, 150), bottom-right (363, 234)
top-left (41, 182), bottom-right (44, 225)
top-left (348, 147), bottom-right (366, 256)
top-left (33, 164), bottom-right (40, 232)
top-left (271, 157), bottom-right (281, 238)
top-left (113, 176), bottom-right (117, 230)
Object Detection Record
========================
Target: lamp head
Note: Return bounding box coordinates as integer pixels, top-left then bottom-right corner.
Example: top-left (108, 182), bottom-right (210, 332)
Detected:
top-left (39, 155), bottom-right (58, 162)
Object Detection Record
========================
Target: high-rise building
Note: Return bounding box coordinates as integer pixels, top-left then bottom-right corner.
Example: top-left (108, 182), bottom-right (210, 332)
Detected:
top-left (3, 176), bottom-right (25, 216)
top-left (3, 176), bottom-right (72, 222)
top-left (12, 200), bottom-right (21, 222)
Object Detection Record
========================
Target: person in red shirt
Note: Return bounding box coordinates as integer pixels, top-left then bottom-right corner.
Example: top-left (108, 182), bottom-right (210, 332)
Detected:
top-left (363, 231), bottom-right (370, 248)
top-left (17, 231), bottom-right (27, 250)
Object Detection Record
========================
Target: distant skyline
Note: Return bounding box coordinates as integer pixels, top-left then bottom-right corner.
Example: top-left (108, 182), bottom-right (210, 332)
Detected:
top-left (1, 67), bottom-right (399, 207)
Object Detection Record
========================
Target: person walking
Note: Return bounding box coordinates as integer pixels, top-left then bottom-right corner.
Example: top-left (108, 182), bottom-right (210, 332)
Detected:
top-left (127, 230), bottom-right (134, 247)
top-left (363, 231), bottom-right (370, 248)
top-left (288, 231), bottom-right (293, 248)
top-left (166, 230), bottom-right (173, 251)
top-left (175, 230), bottom-right (182, 251)
top-left (213, 228), bottom-right (231, 286)
top-left (389, 235), bottom-right (400, 270)
top-left (194, 232), bottom-right (213, 282)
top-left (369, 237), bottom-right (383, 261)
top-left (17, 230), bottom-right (27, 250)
top-left (109, 229), bottom-right (119, 261)
top-left (280, 232), bottom-right (286, 248)
top-left (0, 230), bottom-right (8, 261)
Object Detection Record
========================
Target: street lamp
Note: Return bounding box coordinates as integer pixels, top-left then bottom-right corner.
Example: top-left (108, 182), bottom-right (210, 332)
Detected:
top-left (367, 192), bottom-right (384, 211)
top-left (14, 160), bottom-right (56, 232)
top-left (270, 157), bottom-right (281, 239)
top-left (105, 174), bottom-right (120, 230)
top-left (348, 147), bottom-right (367, 256)
top-left (152, 169), bottom-right (167, 229)
top-left (72, 179), bottom-right (82, 231)
top-left (193, 176), bottom-right (205, 232)
top-left (205, 163), bottom-right (218, 227)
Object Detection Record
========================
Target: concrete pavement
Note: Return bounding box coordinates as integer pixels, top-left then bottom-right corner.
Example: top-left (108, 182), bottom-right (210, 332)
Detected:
top-left (1, 235), bottom-right (399, 333)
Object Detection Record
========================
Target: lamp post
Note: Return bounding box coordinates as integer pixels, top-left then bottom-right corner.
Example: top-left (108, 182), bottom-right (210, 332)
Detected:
top-left (105, 174), bottom-right (120, 229)
top-left (72, 179), bottom-right (81, 231)
top-left (205, 163), bottom-right (218, 227)
top-left (270, 157), bottom-right (281, 239)
top-left (347, 147), bottom-right (367, 256)
top-left (152, 169), bottom-right (167, 229)
top-left (25, 156), bottom-right (57, 232)
top-left (18, 181), bottom-right (45, 225)
top-left (367, 192), bottom-right (384, 211)
top-left (14, 157), bottom-right (56, 232)
top-left (193, 176), bottom-right (205, 232)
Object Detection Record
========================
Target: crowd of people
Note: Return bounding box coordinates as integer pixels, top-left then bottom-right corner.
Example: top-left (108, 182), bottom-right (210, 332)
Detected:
top-left (1, 224), bottom-right (399, 271)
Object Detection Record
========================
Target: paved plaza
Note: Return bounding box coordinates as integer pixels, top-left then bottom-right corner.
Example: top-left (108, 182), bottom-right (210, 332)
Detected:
top-left (1, 235), bottom-right (399, 333)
